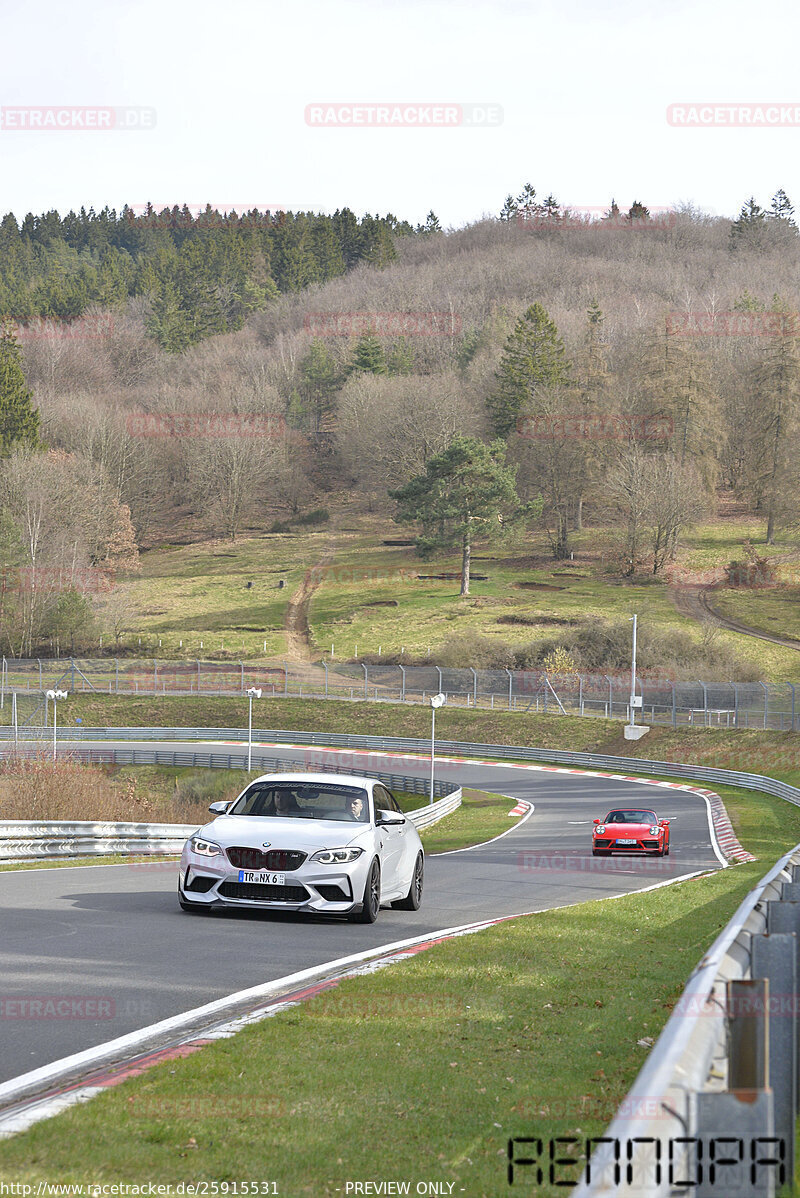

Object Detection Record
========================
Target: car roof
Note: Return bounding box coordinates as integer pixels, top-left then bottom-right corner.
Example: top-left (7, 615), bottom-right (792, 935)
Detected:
top-left (247, 772), bottom-right (378, 789)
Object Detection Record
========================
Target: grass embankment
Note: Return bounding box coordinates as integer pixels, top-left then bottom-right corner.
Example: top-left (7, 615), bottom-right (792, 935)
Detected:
top-left (0, 783), bottom-right (795, 1196)
top-left (307, 520), bottom-right (800, 677)
top-left (98, 530), bottom-right (332, 660)
top-left (10, 512), bottom-right (796, 674)
top-left (15, 693), bottom-right (800, 787)
top-left (713, 583), bottom-right (800, 643)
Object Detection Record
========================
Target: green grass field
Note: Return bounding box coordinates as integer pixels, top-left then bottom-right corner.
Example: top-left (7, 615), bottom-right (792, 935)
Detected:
top-left (713, 584), bottom-right (800, 643)
top-left (306, 521), bottom-right (800, 677)
top-left (71, 513), bottom-right (800, 678)
top-left (102, 530), bottom-right (330, 659)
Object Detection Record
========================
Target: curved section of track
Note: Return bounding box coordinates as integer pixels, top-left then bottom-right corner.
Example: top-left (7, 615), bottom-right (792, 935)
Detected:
top-left (0, 739), bottom-right (724, 1084)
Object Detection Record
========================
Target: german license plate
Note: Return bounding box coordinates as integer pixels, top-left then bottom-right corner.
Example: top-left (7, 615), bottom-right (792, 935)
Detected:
top-left (238, 870), bottom-right (285, 885)
top-left (615, 839), bottom-right (636, 845)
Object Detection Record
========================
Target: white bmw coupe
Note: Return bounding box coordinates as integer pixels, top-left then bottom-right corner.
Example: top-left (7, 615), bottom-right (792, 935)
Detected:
top-left (178, 772), bottom-right (425, 923)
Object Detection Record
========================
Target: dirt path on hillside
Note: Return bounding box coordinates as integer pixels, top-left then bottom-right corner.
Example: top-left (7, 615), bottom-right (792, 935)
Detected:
top-left (283, 548), bottom-right (335, 662)
top-left (669, 577), bottom-right (800, 653)
top-left (695, 583), bottom-right (800, 652)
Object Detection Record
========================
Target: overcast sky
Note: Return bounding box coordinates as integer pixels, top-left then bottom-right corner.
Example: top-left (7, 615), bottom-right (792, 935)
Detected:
top-left (2, 0), bottom-right (799, 228)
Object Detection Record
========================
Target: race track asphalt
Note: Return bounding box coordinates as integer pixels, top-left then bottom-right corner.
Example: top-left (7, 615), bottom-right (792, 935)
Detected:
top-left (0, 739), bottom-right (722, 1083)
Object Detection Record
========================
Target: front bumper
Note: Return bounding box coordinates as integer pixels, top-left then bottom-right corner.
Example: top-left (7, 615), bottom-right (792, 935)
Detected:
top-left (178, 849), bottom-right (367, 913)
top-left (593, 838), bottom-right (663, 851)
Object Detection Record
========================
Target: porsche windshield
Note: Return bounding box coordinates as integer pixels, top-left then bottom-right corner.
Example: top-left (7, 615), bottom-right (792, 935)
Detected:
top-left (605, 811), bottom-right (658, 824)
top-left (229, 782), bottom-right (370, 822)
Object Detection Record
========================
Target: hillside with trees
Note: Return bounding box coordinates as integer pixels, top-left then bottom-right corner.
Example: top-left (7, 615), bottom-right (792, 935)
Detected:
top-left (1, 188), bottom-right (800, 659)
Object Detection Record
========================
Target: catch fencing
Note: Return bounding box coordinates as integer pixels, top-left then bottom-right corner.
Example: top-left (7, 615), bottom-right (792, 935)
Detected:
top-left (1, 657), bottom-right (799, 730)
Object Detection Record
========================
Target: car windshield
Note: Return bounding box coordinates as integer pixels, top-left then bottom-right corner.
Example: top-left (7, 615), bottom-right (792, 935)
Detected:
top-left (604, 810), bottom-right (658, 824)
top-left (228, 782), bottom-right (370, 822)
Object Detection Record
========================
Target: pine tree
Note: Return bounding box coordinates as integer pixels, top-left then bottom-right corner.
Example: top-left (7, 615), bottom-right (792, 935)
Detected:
top-left (769, 188), bottom-right (796, 226)
top-left (488, 303), bottom-right (571, 436)
top-left (499, 195), bottom-right (518, 222)
top-left (748, 306), bottom-right (800, 541)
top-left (390, 436), bottom-right (533, 596)
top-left (352, 333), bottom-right (386, 375)
top-left (638, 323), bottom-right (720, 488)
top-left (572, 298), bottom-right (611, 529)
top-left (387, 338), bottom-right (415, 376)
top-left (300, 339), bottom-right (342, 432)
top-left (730, 197), bottom-right (767, 248)
top-left (627, 201), bottom-right (651, 224)
top-left (516, 183), bottom-right (539, 218)
top-left (0, 319), bottom-right (39, 455)
top-left (417, 211), bottom-right (442, 235)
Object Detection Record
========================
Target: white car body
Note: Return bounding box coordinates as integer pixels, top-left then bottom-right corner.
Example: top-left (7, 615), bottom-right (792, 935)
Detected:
top-left (178, 772), bottom-right (424, 922)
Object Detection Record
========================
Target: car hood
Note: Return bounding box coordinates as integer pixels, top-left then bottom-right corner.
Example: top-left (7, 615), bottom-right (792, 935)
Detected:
top-left (200, 815), bottom-right (367, 850)
top-left (602, 822), bottom-right (656, 833)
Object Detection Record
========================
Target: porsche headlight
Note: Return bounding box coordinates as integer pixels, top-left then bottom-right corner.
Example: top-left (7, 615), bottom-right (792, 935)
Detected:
top-left (649, 826), bottom-right (659, 836)
top-left (595, 825), bottom-right (606, 835)
top-left (190, 837), bottom-right (221, 857)
top-left (310, 847), bottom-right (364, 864)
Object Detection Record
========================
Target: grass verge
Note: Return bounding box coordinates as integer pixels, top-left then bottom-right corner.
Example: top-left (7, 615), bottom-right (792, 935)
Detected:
top-left (8, 694), bottom-right (800, 787)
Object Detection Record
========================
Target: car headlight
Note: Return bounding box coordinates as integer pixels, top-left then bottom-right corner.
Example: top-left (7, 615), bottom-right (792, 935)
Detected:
top-left (190, 837), bottom-right (221, 857)
top-left (310, 847), bottom-right (364, 864)
top-left (649, 826), bottom-right (659, 836)
top-left (595, 825), bottom-right (605, 835)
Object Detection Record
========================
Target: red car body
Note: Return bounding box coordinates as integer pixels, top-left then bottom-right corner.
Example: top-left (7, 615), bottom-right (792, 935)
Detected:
top-left (592, 808), bottom-right (671, 856)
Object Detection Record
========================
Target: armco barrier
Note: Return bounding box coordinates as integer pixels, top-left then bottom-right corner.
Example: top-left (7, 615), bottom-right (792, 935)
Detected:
top-left (0, 820), bottom-right (197, 863)
top-left (0, 767), bottom-right (461, 862)
top-left (569, 845), bottom-right (800, 1197)
top-left (8, 726), bottom-right (800, 810)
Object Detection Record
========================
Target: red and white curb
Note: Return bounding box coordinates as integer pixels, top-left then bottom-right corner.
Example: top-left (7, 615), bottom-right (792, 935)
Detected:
top-left (507, 800), bottom-right (530, 817)
top-left (251, 739), bottom-right (754, 865)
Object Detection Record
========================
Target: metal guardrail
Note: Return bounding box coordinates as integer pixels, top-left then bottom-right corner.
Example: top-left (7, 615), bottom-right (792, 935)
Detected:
top-left (10, 725), bottom-right (800, 812)
top-left (570, 845), bottom-right (800, 1197)
top-left (0, 762), bottom-right (462, 862)
top-left (0, 820), bottom-right (198, 863)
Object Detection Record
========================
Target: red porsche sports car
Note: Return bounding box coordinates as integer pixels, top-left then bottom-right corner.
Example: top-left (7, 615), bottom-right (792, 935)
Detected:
top-left (592, 808), bottom-right (671, 856)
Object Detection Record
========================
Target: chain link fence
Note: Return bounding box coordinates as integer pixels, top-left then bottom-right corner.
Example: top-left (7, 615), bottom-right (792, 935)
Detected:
top-left (0, 656), bottom-right (798, 731)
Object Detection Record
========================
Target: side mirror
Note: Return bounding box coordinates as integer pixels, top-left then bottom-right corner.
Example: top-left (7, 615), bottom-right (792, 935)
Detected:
top-left (376, 810), bottom-right (405, 826)
top-left (208, 801), bottom-right (230, 815)
top-left (660, 819), bottom-right (671, 826)
top-left (593, 818), bottom-right (601, 825)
